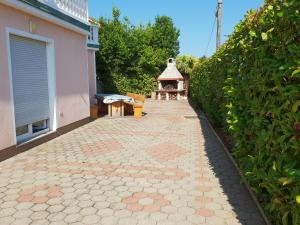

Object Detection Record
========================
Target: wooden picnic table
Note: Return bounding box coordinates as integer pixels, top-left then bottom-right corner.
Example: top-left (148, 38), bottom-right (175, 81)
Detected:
top-left (95, 94), bottom-right (134, 117)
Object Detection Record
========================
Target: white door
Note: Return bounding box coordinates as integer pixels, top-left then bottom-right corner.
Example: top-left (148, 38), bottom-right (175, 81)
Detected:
top-left (9, 34), bottom-right (50, 143)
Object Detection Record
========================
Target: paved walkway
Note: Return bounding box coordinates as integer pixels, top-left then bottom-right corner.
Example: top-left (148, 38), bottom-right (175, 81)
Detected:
top-left (0, 100), bottom-right (265, 225)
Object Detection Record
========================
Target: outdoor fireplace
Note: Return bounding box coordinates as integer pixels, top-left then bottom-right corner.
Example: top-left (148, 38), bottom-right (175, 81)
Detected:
top-left (155, 58), bottom-right (187, 100)
top-left (161, 80), bottom-right (178, 90)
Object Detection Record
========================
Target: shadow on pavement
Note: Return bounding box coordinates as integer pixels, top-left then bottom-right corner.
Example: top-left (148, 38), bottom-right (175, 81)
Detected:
top-left (189, 101), bottom-right (266, 225)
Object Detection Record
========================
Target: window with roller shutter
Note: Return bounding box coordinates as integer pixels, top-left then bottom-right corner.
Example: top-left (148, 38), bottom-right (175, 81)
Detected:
top-left (9, 34), bottom-right (50, 143)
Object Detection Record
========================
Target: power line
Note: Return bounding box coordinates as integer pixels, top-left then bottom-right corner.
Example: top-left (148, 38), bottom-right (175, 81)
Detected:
top-left (204, 16), bottom-right (217, 56)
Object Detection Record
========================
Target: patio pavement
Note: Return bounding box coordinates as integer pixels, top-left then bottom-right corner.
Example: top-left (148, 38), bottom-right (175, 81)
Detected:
top-left (0, 100), bottom-right (266, 225)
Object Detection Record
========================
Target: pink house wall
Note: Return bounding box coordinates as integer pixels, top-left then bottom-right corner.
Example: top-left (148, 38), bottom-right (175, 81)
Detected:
top-left (88, 50), bottom-right (97, 105)
top-left (0, 4), bottom-right (90, 150)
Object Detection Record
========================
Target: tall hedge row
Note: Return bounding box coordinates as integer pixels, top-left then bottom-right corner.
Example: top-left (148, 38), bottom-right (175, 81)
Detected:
top-left (190, 0), bottom-right (300, 224)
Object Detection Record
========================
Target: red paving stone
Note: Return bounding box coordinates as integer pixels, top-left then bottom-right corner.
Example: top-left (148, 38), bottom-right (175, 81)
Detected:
top-left (83, 140), bottom-right (122, 157)
top-left (23, 160), bottom-right (188, 181)
top-left (97, 130), bottom-right (184, 137)
top-left (196, 196), bottom-right (213, 204)
top-left (122, 192), bottom-right (170, 213)
top-left (146, 142), bottom-right (187, 162)
top-left (197, 208), bottom-right (215, 217)
top-left (17, 185), bottom-right (62, 204)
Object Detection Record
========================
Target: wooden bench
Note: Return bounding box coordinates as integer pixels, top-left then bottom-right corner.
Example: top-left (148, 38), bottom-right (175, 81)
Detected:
top-left (126, 92), bottom-right (145, 118)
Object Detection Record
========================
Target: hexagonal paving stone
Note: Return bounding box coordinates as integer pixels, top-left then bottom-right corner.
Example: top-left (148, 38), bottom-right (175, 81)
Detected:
top-left (145, 142), bottom-right (186, 162)
top-left (0, 100), bottom-right (266, 225)
top-left (139, 197), bottom-right (154, 206)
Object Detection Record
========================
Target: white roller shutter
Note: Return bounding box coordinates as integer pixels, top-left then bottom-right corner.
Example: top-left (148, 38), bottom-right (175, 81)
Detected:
top-left (10, 34), bottom-right (50, 128)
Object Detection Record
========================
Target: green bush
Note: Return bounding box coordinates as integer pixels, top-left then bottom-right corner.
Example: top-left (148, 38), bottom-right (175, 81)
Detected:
top-left (96, 8), bottom-right (180, 96)
top-left (190, 0), bottom-right (300, 224)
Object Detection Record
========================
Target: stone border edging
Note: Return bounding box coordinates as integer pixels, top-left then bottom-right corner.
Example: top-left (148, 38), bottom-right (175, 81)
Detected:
top-left (199, 112), bottom-right (272, 225)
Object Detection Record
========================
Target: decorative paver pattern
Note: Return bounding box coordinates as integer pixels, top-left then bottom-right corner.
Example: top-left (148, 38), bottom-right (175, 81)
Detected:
top-left (17, 185), bottom-right (62, 204)
top-left (0, 100), bottom-right (266, 224)
top-left (83, 140), bottom-right (123, 157)
top-left (123, 192), bottom-right (170, 213)
top-left (146, 142), bottom-right (186, 162)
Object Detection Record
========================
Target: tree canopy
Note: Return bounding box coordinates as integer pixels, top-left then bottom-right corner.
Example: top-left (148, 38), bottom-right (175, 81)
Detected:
top-left (96, 8), bottom-right (180, 95)
top-left (176, 55), bottom-right (206, 78)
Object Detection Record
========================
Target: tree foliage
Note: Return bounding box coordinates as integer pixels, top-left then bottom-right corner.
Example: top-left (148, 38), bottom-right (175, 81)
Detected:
top-left (190, 0), bottom-right (300, 224)
top-left (176, 55), bottom-right (206, 77)
top-left (96, 8), bottom-right (180, 95)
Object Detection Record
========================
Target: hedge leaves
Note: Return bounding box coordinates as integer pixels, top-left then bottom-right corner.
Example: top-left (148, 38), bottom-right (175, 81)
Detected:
top-left (190, 0), bottom-right (300, 224)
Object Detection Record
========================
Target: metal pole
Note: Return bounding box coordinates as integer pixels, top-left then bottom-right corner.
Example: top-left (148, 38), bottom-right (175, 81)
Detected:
top-left (216, 0), bottom-right (222, 50)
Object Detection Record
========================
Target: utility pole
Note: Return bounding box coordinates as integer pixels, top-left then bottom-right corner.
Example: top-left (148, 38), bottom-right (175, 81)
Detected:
top-left (216, 0), bottom-right (222, 51)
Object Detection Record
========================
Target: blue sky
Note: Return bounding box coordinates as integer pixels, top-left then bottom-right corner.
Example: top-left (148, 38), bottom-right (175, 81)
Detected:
top-left (88, 0), bottom-right (263, 57)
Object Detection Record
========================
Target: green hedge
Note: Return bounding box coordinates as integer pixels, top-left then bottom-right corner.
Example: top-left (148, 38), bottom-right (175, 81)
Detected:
top-left (190, 0), bottom-right (300, 224)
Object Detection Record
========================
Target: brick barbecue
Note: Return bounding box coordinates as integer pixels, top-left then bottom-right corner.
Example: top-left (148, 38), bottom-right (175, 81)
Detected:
top-left (155, 58), bottom-right (187, 100)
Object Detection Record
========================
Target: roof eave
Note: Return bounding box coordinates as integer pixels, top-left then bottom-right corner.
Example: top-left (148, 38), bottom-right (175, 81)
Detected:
top-left (158, 78), bottom-right (184, 81)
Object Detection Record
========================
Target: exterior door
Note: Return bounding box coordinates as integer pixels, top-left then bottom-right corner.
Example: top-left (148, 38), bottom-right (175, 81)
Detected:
top-left (9, 34), bottom-right (50, 143)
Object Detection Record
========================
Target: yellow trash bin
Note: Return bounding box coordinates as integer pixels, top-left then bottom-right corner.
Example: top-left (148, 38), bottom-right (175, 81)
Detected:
top-left (134, 107), bottom-right (143, 118)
